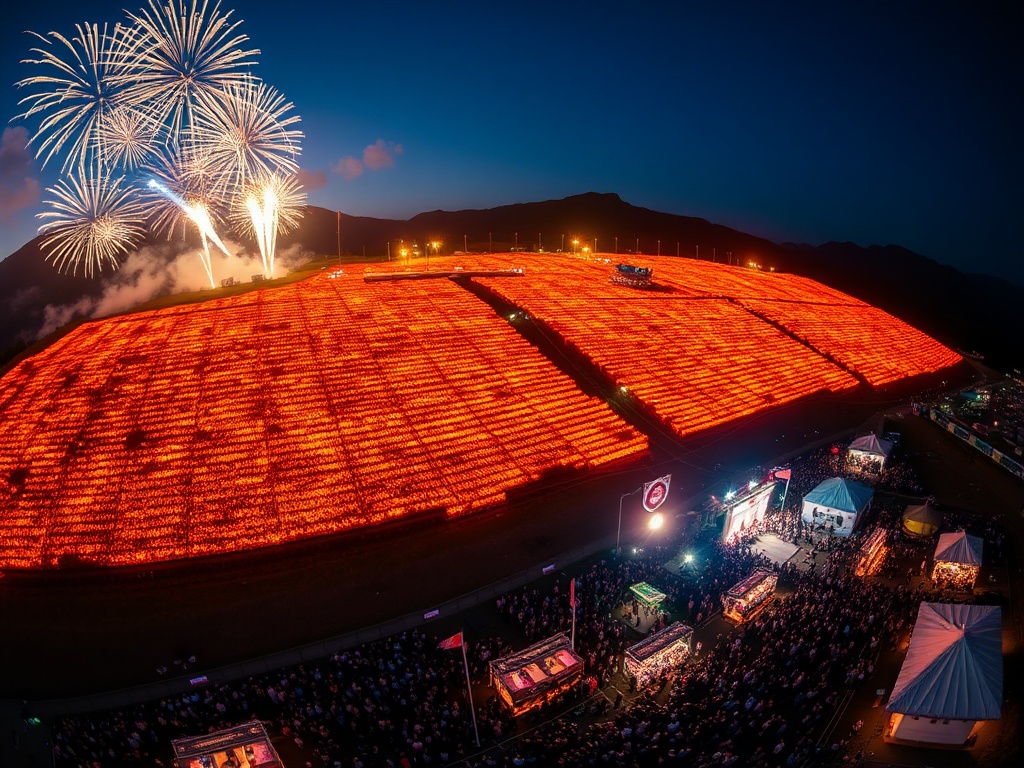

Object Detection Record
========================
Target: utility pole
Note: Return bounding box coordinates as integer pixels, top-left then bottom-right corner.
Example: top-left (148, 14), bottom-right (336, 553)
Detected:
top-left (337, 211), bottom-right (341, 263)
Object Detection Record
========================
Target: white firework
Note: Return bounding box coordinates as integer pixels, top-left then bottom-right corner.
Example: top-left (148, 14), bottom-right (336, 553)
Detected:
top-left (190, 75), bottom-right (302, 200)
top-left (13, 1), bottom-right (304, 281)
top-left (228, 171), bottom-right (306, 242)
top-left (37, 163), bottom-right (149, 277)
top-left (95, 104), bottom-right (166, 171)
top-left (15, 22), bottom-right (134, 172)
top-left (120, 0), bottom-right (260, 138)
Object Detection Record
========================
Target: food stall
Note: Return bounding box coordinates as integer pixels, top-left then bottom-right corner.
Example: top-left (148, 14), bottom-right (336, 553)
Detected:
top-left (854, 527), bottom-right (888, 577)
top-left (722, 569), bottom-right (777, 624)
top-left (629, 582), bottom-right (667, 609)
top-left (172, 722), bottom-right (283, 768)
top-left (932, 531), bottom-right (983, 590)
top-left (624, 621), bottom-right (693, 688)
top-left (489, 633), bottom-right (585, 716)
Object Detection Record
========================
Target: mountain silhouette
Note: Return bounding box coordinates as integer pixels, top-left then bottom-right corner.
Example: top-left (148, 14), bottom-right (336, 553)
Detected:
top-left (1, 192), bottom-right (1020, 371)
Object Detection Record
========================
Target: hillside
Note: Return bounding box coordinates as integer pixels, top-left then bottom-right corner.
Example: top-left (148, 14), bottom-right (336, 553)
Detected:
top-left (0, 253), bottom-right (962, 570)
top-left (0, 192), bottom-right (1020, 370)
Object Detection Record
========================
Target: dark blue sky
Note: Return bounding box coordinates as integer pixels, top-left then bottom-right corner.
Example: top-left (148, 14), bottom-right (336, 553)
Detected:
top-left (2, 0), bottom-right (1021, 283)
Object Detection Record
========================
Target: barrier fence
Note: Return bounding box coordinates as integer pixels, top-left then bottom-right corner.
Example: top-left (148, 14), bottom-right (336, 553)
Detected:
top-left (925, 407), bottom-right (1024, 481)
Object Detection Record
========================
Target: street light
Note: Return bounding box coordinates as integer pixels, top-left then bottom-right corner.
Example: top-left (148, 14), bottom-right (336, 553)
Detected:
top-left (616, 486), bottom-right (642, 556)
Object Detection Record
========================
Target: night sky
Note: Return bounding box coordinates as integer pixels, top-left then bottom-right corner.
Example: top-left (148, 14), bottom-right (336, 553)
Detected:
top-left (1, 0), bottom-right (1021, 284)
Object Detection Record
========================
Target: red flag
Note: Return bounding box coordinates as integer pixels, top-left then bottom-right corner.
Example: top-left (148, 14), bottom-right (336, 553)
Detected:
top-left (438, 631), bottom-right (463, 650)
top-left (773, 467), bottom-right (792, 482)
top-left (569, 578), bottom-right (576, 609)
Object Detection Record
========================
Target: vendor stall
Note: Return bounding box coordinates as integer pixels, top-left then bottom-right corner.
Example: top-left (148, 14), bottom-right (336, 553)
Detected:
top-left (723, 569), bottom-right (777, 623)
top-left (902, 502), bottom-right (941, 537)
top-left (854, 527), bottom-right (888, 577)
top-left (629, 582), bottom-right (667, 609)
top-left (172, 722), bottom-right (283, 768)
top-left (932, 531), bottom-right (983, 590)
top-left (624, 621), bottom-right (693, 688)
top-left (489, 633), bottom-right (585, 716)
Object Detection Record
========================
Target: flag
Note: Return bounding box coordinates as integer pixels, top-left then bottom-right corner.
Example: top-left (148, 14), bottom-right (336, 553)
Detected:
top-left (772, 467), bottom-right (791, 482)
top-left (438, 631), bottom-right (463, 650)
top-left (569, 578), bottom-right (576, 609)
top-left (642, 474), bottom-right (671, 512)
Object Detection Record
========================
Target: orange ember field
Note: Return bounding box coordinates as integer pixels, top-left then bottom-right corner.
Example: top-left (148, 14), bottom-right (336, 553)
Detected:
top-left (0, 253), bottom-right (960, 569)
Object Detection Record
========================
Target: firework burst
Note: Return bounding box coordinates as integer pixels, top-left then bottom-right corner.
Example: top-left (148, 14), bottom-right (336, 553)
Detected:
top-left (120, 0), bottom-right (259, 139)
top-left (37, 163), bottom-right (149, 277)
top-left (15, 22), bottom-right (134, 173)
top-left (191, 75), bottom-right (302, 200)
top-left (229, 171), bottom-right (305, 243)
top-left (13, 0), bottom-right (304, 283)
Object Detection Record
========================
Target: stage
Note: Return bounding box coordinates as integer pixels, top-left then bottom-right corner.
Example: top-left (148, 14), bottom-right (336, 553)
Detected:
top-left (751, 534), bottom-right (801, 566)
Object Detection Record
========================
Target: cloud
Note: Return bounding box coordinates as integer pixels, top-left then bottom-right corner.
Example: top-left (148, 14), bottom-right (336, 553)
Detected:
top-left (363, 139), bottom-right (403, 170)
top-left (332, 155), bottom-right (364, 180)
top-left (331, 139), bottom-right (404, 181)
top-left (0, 126), bottom-right (40, 220)
top-left (33, 241), bottom-right (312, 341)
top-left (295, 168), bottom-right (327, 192)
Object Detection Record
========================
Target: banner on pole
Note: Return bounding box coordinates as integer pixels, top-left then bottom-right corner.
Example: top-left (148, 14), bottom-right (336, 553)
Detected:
top-left (642, 474), bottom-right (671, 512)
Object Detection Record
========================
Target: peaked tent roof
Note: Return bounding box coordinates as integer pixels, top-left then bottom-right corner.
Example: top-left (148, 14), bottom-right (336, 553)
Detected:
top-left (903, 502), bottom-right (942, 536)
top-left (886, 602), bottom-right (1002, 720)
top-left (904, 502), bottom-right (942, 524)
top-left (934, 531), bottom-right (983, 566)
top-left (849, 434), bottom-right (894, 457)
top-left (804, 477), bottom-right (874, 515)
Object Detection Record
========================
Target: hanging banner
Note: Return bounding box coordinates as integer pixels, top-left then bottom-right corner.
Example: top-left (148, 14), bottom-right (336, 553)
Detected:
top-left (643, 474), bottom-right (671, 512)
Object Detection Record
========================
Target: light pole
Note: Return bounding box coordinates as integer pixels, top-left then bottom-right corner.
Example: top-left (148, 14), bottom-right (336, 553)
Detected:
top-left (616, 486), bottom-right (643, 556)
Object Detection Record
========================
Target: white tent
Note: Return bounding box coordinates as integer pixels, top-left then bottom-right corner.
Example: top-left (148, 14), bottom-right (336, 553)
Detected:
top-left (886, 602), bottom-right (1002, 746)
top-left (934, 531), bottom-right (983, 567)
top-left (801, 477), bottom-right (874, 537)
top-left (847, 434), bottom-right (894, 473)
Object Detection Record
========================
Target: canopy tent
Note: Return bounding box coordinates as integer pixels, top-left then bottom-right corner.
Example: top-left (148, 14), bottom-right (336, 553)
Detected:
top-left (932, 531), bottom-right (984, 589)
top-left (849, 434), bottom-right (893, 458)
top-left (886, 602), bottom-right (1002, 746)
top-left (625, 621), bottom-right (693, 688)
top-left (903, 502), bottom-right (942, 537)
top-left (489, 634), bottom-right (585, 716)
top-left (934, 531), bottom-right (983, 566)
top-left (801, 477), bottom-right (874, 537)
top-left (629, 582), bottom-right (667, 608)
top-left (847, 434), bottom-right (893, 474)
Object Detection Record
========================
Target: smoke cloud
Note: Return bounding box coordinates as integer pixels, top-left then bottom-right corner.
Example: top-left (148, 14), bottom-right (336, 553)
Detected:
top-left (295, 167), bottom-right (327, 191)
top-left (33, 241), bottom-right (312, 341)
top-left (332, 139), bottom-right (404, 181)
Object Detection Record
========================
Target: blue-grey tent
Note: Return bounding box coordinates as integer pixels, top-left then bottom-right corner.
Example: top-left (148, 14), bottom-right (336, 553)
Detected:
top-left (885, 602), bottom-right (1002, 746)
top-left (801, 477), bottom-right (874, 536)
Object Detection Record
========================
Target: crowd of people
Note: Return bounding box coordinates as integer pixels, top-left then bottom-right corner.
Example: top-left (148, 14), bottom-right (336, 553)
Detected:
top-left (46, 429), bottom-right (1006, 768)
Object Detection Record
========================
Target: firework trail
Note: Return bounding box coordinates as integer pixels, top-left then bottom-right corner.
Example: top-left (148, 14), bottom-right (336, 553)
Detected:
top-left (13, 0), bottom-right (303, 283)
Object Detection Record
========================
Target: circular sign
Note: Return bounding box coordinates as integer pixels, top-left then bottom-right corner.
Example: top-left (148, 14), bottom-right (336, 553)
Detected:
top-left (643, 479), bottom-right (668, 512)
